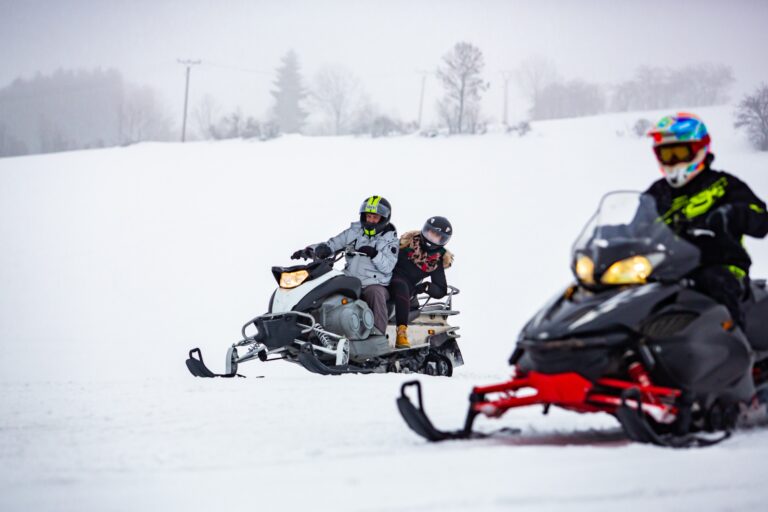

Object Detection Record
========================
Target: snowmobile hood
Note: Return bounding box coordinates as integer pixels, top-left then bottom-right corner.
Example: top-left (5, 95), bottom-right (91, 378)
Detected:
top-left (521, 282), bottom-right (681, 342)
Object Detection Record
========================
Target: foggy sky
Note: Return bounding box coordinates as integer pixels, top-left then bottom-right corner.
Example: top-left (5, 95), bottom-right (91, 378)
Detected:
top-left (2, 0), bottom-right (767, 127)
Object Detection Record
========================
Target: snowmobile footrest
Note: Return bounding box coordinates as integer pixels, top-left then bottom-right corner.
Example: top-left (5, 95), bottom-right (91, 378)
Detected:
top-left (186, 348), bottom-right (244, 378)
top-left (297, 348), bottom-right (372, 375)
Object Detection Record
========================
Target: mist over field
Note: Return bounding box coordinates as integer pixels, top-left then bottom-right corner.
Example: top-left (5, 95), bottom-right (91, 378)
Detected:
top-left (1, 0), bottom-right (767, 156)
top-left (2, 2), bottom-right (768, 511)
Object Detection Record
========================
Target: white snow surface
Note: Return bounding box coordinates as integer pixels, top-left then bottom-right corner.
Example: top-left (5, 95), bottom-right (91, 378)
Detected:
top-left (2, 106), bottom-right (768, 511)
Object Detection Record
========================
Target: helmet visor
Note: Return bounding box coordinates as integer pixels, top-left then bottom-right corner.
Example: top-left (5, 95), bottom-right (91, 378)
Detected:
top-left (422, 225), bottom-right (451, 246)
top-left (359, 198), bottom-right (391, 218)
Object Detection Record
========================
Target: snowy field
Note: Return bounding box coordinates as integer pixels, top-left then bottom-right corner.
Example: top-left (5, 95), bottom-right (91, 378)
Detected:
top-left (2, 106), bottom-right (768, 511)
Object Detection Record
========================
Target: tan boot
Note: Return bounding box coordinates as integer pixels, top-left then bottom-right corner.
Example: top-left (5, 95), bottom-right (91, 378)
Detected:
top-left (396, 325), bottom-right (411, 348)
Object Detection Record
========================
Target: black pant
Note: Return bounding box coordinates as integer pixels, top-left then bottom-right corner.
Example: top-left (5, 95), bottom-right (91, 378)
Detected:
top-left (389, 275), bottom-right (414, 326)
top-left (690, 265), bottom-right (747, 327)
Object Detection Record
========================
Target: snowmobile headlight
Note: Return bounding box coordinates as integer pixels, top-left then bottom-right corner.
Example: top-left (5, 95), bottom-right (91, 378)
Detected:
top-left (279, 269), bottom-right (309, 289)
top-left (601, 256), bottom-right (652, 285)
top-left (574, 255), bottom-right (595, 285)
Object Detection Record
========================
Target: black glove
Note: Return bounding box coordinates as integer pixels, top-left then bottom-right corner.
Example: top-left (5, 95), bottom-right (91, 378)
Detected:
top-left (291, 247), bottom-right (313, 260)
top-left (314, 243), bottom-right (332, 260)
top-left (704, 204), bottom-right (734, 237)
top-left (357, 246), bottom-right (378, 258)
top-left (414, 282), bottom-right (430, 295)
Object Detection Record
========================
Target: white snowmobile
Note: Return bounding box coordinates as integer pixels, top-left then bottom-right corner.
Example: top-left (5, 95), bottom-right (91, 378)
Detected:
top-left (186, 248), bottom-right (463, 377)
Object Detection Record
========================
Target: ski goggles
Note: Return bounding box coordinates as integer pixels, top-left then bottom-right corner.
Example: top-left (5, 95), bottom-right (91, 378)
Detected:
top-left (653, 141), bottom-right (706, 165)
top-left (422, 226), bottom-right (451, 246)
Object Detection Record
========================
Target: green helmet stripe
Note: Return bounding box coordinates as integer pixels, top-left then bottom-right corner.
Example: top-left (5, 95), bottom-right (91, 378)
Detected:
top-left (363, 195), bottom-right (382, 213)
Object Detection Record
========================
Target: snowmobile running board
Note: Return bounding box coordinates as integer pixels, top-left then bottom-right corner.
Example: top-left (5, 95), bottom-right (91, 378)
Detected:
top-left (186, 348), bottom-right (247, 378)
top-left (297, 346), bottom-right (374, 375)
top-left (397, 373), bottom-right (733, 448)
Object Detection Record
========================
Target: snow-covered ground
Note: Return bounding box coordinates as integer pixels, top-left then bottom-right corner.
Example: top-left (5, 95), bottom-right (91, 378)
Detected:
top-left (2, 106), bottom-right (768, 511)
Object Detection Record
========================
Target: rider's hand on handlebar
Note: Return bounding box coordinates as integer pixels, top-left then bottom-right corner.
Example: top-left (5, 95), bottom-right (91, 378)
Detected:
top-left (357, 246), bottom-right (378, 258)
top-left (291, 247), bottom-right (314, 260)
top-left (704, 205), bottom-right (733, 237)
top-left (314, 243), bottom-right (332, 260)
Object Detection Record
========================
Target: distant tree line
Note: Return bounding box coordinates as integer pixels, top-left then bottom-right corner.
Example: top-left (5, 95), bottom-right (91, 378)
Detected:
top-left (0, 44), bottom-right (748, 157)
top-left (516, 57), bottom-right (735, 121)
top-left (0, 68), bottom-right (172, 157)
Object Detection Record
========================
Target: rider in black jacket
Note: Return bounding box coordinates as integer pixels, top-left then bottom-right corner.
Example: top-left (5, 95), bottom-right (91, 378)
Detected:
top-left (645, 113), bottom-right (768, 326)
top-left (389, 217), bottom-right (454, 348)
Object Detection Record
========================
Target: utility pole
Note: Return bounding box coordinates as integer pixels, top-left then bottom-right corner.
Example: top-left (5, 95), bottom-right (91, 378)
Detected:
top-left (416, 70), bottom-right (430, 130)
top-left (500, 70), bottom-right (514, 127)
top-left (177, 59), bottom-right (201, 142)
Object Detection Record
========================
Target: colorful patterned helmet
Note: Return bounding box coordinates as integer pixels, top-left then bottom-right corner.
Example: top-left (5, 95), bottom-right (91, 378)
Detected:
top-left (359, 195), bottom-right (391, 236)
top-left (648, 113), bottom-right (711, 188)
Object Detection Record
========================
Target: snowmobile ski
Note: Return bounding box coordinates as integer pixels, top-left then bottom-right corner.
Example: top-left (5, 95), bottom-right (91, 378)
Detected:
top-left (185, 347), bottom-right (248, 378)
top-left (615, 388), bottom-right (731, 447)
top-left (397, 380), bottom-right (493, 441)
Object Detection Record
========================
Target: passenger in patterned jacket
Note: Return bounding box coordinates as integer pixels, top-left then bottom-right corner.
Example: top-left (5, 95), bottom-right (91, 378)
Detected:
top-left (389, 217), bottom-right (454, 348)
top-left (291, 196), bottom-right (398, 334)
top-left (645, 113), bottom-right (768, 327)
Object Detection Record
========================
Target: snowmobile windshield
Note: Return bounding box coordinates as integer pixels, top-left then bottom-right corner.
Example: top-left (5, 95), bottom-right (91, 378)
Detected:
top-left (571, 191), bottom-right (700, 286)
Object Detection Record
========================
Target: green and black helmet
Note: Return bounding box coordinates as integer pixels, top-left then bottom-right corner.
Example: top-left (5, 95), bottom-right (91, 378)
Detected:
top-left (359, 195), bottom-right (392, 236)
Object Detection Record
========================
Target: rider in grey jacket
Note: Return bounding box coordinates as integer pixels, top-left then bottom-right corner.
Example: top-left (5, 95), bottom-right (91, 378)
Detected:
top-left (292, 196), bottom-right (398, 334)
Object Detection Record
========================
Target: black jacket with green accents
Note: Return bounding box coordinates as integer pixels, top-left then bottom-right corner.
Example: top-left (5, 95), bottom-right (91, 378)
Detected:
top-left (644, 165), bottom-right (768, 273)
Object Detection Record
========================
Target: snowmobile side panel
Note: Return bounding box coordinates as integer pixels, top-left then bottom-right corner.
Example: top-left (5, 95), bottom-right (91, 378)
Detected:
top-left (745, 285), bottom-right (768, 351)
top-left (292, 276), bottom-right (362, 313)
top-left (651, 305), bottom-right (754, 401)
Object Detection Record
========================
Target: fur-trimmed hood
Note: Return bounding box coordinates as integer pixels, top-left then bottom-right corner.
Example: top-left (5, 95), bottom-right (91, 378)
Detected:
top-left (400, 230), bottom-right (454, 268)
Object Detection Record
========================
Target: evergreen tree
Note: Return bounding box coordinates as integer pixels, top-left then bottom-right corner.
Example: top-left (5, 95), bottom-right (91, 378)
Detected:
top-left (270, 50), bottom-right (308, 134)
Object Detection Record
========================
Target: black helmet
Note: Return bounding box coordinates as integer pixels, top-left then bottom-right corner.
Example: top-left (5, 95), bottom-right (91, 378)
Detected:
top-left (359, 195), bottom-right (392, 236)
top-left (421, 216), bottom-right (452, 249)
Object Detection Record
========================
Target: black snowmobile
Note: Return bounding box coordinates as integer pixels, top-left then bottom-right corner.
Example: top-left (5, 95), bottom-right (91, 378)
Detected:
top-left (186, 247), bottom-right (463, 377)
top-left (398, 191), bottom-right (768, 447)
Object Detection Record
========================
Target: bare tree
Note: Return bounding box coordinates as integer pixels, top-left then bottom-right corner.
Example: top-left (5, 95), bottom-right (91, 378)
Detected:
top-left (515, 55), bottom-right (560, 115)
top-left (735, 84), bottom-right (768, 151)
top-left (311, 65), bottom-right (361, 135)
top-left (121, 85), bottom-right (172, 143)
top-left (193, 94), bottom-right (220, 140)
top-left (436, 42), bottom-right (488, 134)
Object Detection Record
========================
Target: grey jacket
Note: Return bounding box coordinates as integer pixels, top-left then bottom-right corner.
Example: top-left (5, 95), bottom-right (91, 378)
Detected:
top-left (315, 222), bottom-right (399, 287)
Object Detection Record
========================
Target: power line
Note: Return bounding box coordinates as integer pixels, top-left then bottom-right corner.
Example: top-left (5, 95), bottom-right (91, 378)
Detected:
top-left (201, 61), bottom-right (272, 76)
